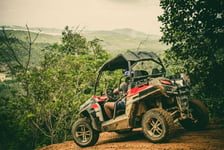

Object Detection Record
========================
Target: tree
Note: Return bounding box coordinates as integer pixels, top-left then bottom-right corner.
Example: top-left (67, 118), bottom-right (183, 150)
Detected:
top-left (0, 25), bottom-right (40, 97)
top-left (61, 26), bottom-right (88, 55)
top-left (0, 25), bottom-right (110, 149)
top-left (158, 0), bottom-right (224, 97)
top-left (0, 25), bottom-right (40, 74)
top-left (20, 26), bottom-right (110, 146)
top-left (0, 26), bottom-right (42, 150)
top-left (0, 81), bottom-right (34, 150)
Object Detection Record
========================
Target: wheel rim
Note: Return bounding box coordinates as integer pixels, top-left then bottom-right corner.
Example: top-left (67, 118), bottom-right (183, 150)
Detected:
top-left (75, 124), bottom-right (92, 143)
top-left (146, 118), bottom-right (163, 138)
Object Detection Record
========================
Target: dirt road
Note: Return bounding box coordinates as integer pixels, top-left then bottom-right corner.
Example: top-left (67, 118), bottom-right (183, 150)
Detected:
top-left (37, 119), bottom-right (224, 150)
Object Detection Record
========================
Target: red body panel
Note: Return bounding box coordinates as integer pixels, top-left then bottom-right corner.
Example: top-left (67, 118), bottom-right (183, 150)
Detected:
top-left (127, 83), bottom-right (152, 98)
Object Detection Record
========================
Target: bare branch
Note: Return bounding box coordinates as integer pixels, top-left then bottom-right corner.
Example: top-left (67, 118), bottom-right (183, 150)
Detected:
top-left (136, 34), bottom-right (150, 51)
top-left (31, 29), bottom-right (41, 44)
top-left (16, 38), bottom-right (28, 50)
top-left (24, 25), bottom-right (32, 71)
top-left (31, 120), bottom-right (51, 138)
top-left (1, 27), bottom-right (25, 69)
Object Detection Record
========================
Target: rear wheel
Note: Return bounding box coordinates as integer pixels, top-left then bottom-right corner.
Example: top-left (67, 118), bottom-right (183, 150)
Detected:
top-left (72, 118), bottom-right (99, 147)
top-left (179, 99), bottom-right (209, 130)
top-left (142, 108), bottom-right (175, 143)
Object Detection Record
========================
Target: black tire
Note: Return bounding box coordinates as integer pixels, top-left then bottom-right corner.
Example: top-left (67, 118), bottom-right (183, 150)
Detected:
top-left (71, 118), bottom-right (99, 147)
top-left (179, 99), bottom-right (209, 130)
top-left (142, 108), bottom-right (175, 143)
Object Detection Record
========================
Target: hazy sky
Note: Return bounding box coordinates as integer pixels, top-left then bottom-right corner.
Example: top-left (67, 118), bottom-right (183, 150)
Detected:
top-left (0, 0), bottom-right (162, 34)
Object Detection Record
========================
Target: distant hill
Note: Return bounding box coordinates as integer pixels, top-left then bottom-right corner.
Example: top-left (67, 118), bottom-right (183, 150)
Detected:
top-left (0, 27), bottom-right (61, 44)
top-left (82, 28), bottom-right (168, 54)
top-left (1, 26), bottom-right (169, 55)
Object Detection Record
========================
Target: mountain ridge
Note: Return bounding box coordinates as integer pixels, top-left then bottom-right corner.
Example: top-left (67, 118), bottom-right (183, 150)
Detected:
top-left (0, 25), bottom-right (168, 55)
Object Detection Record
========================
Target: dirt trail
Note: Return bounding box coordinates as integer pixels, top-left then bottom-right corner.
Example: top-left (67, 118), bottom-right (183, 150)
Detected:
top-left (37, 119), bottom-right (224, 150)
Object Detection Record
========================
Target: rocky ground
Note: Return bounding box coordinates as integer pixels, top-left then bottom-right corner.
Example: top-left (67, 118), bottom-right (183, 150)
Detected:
top-left (37, 119), bottom-right (224, 150)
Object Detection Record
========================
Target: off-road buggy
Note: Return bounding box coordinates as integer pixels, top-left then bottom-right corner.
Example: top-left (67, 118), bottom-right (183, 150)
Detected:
top-left (71, 51), bottom-right (209, 147)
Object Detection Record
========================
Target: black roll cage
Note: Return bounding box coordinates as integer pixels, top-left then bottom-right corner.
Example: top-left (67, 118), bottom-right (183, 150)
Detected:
top-left (94, 51), bottom-right (166, 95)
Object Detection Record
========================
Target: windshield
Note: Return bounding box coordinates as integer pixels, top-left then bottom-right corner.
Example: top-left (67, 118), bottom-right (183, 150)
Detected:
top-left (95, 69), bottom-right (124, 96)
top-left (132, 60), bottom-right (164, 76)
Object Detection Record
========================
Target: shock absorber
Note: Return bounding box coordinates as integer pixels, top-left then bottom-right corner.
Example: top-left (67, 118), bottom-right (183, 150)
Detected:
top-left (176, 85), bottom-right (191, 119)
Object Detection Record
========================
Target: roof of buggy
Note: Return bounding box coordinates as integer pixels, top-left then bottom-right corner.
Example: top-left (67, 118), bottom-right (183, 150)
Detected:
top-left (98, 51), bottom-right (163, 72)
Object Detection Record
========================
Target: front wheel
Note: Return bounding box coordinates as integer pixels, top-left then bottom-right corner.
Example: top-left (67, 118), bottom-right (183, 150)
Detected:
top-left (179, 99), bottom-right (209, 130)
top-left (142, 108), bottom-right (175, 143)
top-left (72, 118), bottom-right (99, 147)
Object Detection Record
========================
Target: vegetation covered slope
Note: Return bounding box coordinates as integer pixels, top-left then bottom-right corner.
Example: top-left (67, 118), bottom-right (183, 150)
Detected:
top-left (1, 26), bottom-right (169, 55)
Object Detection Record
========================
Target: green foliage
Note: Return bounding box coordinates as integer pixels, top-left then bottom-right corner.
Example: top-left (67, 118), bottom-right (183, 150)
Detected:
top-left (205, 98), bottom-right (224, 118)
top-left (0, 26), bottom-right (110, 149)
top-left (0, 26), bottom-right (44, 75)
top-left (0, 81), bottom-right (36, 150)
top-left (61, 26), bottom-right (88, 55)
top-left (96, 69), bottom-right (123, 95)
top-left (17, 26), bottom-right (110, 147)
top-left (3, 26), bottom-right (169, 55)
top-left (158, 0), bottom-right (224, 98)
top-left (0, 30), bottom-right (25, 73)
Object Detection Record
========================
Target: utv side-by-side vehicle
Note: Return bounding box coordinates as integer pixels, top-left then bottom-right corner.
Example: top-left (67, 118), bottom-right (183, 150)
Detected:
top-left (71, 51), bottom-right (209, 147)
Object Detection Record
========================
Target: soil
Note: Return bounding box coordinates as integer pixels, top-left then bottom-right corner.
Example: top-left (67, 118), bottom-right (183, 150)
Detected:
top-left (36, 119), bottom-right (224, 150)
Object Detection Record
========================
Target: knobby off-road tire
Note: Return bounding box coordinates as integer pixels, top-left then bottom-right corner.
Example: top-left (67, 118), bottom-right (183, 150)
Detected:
top-left (142, 108), bottom-right (175, 143)
top-left (179, 99), bottom-right (209, 130)
top-left (72, 118), bottom-right (99, 147)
